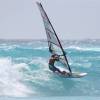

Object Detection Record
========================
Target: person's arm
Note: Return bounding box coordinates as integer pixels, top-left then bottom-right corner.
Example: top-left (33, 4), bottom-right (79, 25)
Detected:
top-left (58, 52), bottom-right (66, 60)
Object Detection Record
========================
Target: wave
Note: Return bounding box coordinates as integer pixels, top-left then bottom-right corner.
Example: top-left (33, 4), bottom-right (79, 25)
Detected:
top-left (65, 46), bottom-right (100, 52)
top-left (0, 57), bottom-right (33, 97)
top-left (0, 44), bottom-right (20, 51)
top-left (0, 56), bottom-right (98, 96)
top-left (33, 47), bottom-right (48, 50)
top-left (33, 46), bottom-right (100, 52)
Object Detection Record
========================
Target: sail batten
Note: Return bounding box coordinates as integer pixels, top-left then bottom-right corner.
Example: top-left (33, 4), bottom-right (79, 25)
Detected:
top-left (37, 2), bottom-right (72, 73)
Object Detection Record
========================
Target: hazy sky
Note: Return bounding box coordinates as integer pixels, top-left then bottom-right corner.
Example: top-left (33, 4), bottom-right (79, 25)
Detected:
top-left (0, 0), bottom-right (100, 40)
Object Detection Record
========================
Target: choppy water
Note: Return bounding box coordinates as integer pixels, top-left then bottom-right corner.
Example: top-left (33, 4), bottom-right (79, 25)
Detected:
top-left (0, 39), bottom-right (100, 97)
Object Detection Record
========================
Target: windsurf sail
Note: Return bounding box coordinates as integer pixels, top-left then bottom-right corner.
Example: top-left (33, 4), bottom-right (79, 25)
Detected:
top-left (37, 2), bottom-right (72, 73)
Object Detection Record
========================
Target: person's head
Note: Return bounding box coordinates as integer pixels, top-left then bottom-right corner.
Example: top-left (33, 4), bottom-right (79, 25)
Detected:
top-left (51, 54), bottom-right (59, 59)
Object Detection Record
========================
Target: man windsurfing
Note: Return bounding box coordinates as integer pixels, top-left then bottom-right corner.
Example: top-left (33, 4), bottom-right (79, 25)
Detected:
top-left (37, 2), bottom-right (87, 78)
top-left (49, 54), bottom-right (70, 75)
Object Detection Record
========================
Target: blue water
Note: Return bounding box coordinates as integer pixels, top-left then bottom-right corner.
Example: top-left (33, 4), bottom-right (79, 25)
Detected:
top-left (0, 39), bottom-right (100, 98)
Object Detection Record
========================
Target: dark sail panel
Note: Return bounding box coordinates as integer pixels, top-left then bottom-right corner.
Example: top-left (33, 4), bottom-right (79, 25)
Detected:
top-left (36, 2), bottom-right (60, 50)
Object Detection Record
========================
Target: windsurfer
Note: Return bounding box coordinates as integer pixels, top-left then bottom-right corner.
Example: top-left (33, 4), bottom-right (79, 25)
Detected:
top-left (49, 54), bottom-right (70, 75)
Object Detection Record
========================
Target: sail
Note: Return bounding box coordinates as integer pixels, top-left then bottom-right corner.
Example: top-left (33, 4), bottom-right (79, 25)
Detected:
top-left (37, 2), bottom-right (72, 73)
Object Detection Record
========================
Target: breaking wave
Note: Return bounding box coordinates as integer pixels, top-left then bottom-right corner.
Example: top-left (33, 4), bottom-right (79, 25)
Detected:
top-left (0, 58), bottom-right (33, 97)
top-left (66, 46), bottom-right (100, 52)
top-left (0, 40), bottom-right (100, 97)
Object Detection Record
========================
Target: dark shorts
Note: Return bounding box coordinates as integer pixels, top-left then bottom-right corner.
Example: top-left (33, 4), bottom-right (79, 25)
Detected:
top-left (49, 65), bottom-right (59, 72)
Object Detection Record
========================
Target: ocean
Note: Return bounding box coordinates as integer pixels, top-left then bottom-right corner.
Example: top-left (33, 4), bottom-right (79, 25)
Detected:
top-left (0, 39), bottom-right (99, 99)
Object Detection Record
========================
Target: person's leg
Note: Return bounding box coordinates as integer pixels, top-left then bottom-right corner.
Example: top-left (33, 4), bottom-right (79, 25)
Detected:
top-left (49, 65), bottom-right (63, 73)
top-left (49, 65), bottom-right (56, 72)
top-left (55, 68), bottom-right (70, 75)
top-left (55, 68), bottom-right (62, 73)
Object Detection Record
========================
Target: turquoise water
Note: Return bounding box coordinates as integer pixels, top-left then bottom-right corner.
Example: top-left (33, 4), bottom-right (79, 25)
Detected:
top-left (0, 39), bottom-right (100, 98)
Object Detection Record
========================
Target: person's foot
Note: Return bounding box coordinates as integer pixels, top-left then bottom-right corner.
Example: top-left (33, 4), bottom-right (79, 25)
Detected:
top-left (62, 71), bottom-right (71, 76)
top-left (62, 71), bottom-right (67, 75)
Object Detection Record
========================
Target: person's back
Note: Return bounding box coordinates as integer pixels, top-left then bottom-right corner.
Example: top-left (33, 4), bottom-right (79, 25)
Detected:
top-left (49, 55), bottom-right (57, 66)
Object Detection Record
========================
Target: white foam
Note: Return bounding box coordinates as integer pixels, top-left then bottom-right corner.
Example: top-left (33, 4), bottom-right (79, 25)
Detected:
top-left (33, 47), bottom-right (48, 50)
top-left (66, 46), bottom-right (100, 52)
top-left (0, 44), bottom-right (19, 51)
top-left (27, 57), bottom-right (51, 82)
top-left (0, 58), bottom-right (33, 97)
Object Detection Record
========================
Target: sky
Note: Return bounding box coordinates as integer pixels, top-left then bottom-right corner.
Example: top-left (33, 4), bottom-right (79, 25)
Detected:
top-left (0, 0), bottom-right (100, 40)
